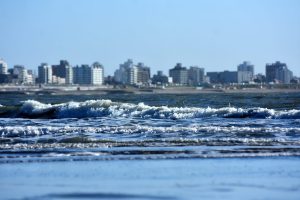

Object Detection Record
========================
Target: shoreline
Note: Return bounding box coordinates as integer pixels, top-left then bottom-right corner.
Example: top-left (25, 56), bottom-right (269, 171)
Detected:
top-left (0, 86), bottom-right (300, 95)
top-left (1, 157), bottom-right (300, 200)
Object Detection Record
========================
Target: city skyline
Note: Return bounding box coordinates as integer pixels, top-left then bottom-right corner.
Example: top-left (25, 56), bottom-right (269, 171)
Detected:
top-left (1, 58), bottom-right (296, 85)
top-left (1, 0), bottom-right (300, 76)
top-left (0, 57), bottom-right (297, 77)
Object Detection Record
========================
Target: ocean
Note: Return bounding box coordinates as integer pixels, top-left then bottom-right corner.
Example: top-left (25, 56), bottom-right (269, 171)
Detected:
top-left (1, 92), bottom-right (300, 199)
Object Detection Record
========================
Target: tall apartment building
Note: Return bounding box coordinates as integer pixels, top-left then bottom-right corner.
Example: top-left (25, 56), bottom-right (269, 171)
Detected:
top-left (266, 61), bottom-right (293, 84)
top-left (52, 60), bottom-right (69, 78)
top-left (169, 63), bottom-right (188, 85)
top-left (13, 65), bottom-right (34, 84)
top-left (38, 63), bottom-right (52, 84)
top-left (91, 62), bottom-right (104, 85)
top-left (136, 62), bottom-right (150, 85)
top-left (73, 63), bottom-right (104, 85)
top-left (65, 65), bottom-right (73, 85)
top-left (114, 59), bottom-right (149, 85)
top-left (152, 71), bottom-right (169, 85)
top-left (114, 59), bottom-right (134, 84)
top-left (188, 66), bottom-right (204, 86)
top-left (129, 65), bottom-right (138, 85)
top-left (207, 71), bottom-right (238, 84)
top-left (0, 59), bottom-right (8, 74)
top-left (237, 61), bottom-right (254, 83)
top-left (73, 65), bottom-right (91, 85)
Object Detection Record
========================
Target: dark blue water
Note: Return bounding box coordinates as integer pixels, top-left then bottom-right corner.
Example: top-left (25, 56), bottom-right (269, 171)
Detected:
top-left (1, 92), bottom-right (300, 162)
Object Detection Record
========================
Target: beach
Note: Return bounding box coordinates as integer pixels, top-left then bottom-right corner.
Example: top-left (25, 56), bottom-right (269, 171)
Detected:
top-left (1, 92), bottom-right (300, 200)
top-left (1, 157), bottom-right (300, 200)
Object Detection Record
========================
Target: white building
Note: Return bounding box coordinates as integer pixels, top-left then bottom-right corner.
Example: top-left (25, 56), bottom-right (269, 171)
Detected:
top-left (13, 65), bottom-right (35, 85)
top-left (114, 59), bottom-right (148, 85)
top-left (129, 65), bottom-right (138, 85)
top-left (237, 61), bottom-right (254, 83)
top-left (91, 62), bottom-right (104, 85)
top-left (65, 65), bottom-right (73, 84)
top-left (38, 63), bottom-right (52, 84)
top-left (0, 59), bottom-right (8, 74)
top-left (73, 63), bottom-right (104, 85)
top-left (52, 75), bottom-right (66, 84)
top-left (114, 59), bottom-right (134, 84)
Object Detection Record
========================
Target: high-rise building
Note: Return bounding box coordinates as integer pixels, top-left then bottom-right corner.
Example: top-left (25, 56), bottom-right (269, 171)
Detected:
top-left (65, 65), bottom-right (73, 85)
top-left (13, 65), bottom-right (33, 84)
top-left (114, 59), bottom-right (149, 85)
top-left (26, 70), bottom-right (35, 85)
top-left (52, 60), bottom-right (69, 79)
top-left (266, 61), bottom-right (293, 84)
top-left (114, 59), bottom-right (134, 84)
top-left (237, 61), bottom-right (254, 83)
top-left (152, 71), bottom-right (169, 85)
top-left (129, 65), bottom-right (138, 85)
top-left (206, 72), bottom-right (219, 84)
top-left (73, 65), bottom-right (91, 85)
top-left (207, 71), bottom-right (238, 84)
top-left (91, 62), bottom-right (104, 85)
top-left (136, 62), bottom-right (151, 85)
top-left (0, 59), bottom-right (8, 75)
top-left (38, 63), bottom-right (52, 84)
top-left (169, 63), bottom-right (188, 85)
top-left (13, 65), bottom-right (24, 76)
top-left (220, 71), bottom-right (238, 83)
top-left (277, 65), bottom-right (293, 84)
top-left (13, 65), bottom-right (24, 84)
top-left (188, 66), bottom-right (205, 86)
top-left (72, 63), bottom-right (104, 85)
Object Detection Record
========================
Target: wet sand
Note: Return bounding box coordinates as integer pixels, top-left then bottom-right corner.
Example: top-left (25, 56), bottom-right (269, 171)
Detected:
top-left (1, 157), bottom-right (300, 200)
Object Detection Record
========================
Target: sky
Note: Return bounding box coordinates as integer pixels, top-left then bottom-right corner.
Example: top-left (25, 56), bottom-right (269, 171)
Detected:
top-left (0, 0), bottom-right (300, 76)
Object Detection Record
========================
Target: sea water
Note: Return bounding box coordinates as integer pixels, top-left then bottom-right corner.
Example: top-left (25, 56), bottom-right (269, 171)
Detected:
top-left (0, 92), bottom-right (300, 199)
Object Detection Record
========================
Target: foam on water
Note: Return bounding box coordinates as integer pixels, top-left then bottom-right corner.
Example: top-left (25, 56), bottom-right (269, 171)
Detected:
top-left (1, 125), bottom-right (300, 137)
top-left (16, 99), bottom-right (300, 119)
top-left (1, 95), bottom-right (300, 162)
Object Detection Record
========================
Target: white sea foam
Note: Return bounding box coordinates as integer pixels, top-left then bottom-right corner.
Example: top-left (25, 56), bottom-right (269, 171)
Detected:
top-left (1, 125), bottom-right (300, 137)
top-left (21, 100), bottom-right (55, 115)
top-left (18, 99), bottom-right (300, 119)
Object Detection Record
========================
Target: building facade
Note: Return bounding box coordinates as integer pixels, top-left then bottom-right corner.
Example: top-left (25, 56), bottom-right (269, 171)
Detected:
top-left (136, 62), bottom-right (151, 85)
top-left (169, 63), bottom-right (188, 85)
top-left (152, 71), bottom-right (169, 85)
top-left (237, 61), bottom-right (254, 83)
top-left (91, 62), bottom-right (104, 85)
top-left (266, 61), bottom-right (293, 84)
top-left (207, 71), bottom-right (238, 84)
top-left (114, 59), bottom-right (150, 85)
top-left (52, 60), bottom-right (69, 79)
top-left (38, 63), bottom-right (52, 84)
top-left (72, 63), bottom-right (104, 85)
top-left (188, 66), bottom-right (205, 86)
top-left (0, 59), bottom-right (8, 75)
top-left (114, 59), bottom-right (134, 84)
top-left (73, 65), bottom-right (91, 85)
top-left (65, 65), bottom-right (73, 85)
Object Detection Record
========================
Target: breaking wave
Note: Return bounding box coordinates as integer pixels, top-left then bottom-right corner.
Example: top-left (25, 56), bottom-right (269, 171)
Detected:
top-left (8, 99), bottom-right (300, 119)
top-left (1, 125), bottom-right (300, 137)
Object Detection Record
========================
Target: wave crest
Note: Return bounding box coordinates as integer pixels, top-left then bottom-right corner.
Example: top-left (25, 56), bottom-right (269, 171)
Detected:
top-left (16, 99), bottom-right (300, 119)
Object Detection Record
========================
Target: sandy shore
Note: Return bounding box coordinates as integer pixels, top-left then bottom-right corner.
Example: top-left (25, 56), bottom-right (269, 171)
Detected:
top-left (1, 157), bottom-right (300, 200)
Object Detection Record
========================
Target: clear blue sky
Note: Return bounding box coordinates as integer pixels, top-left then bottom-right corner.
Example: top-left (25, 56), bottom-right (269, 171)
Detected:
top-left (1, 0), bottom-right (300, 76)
